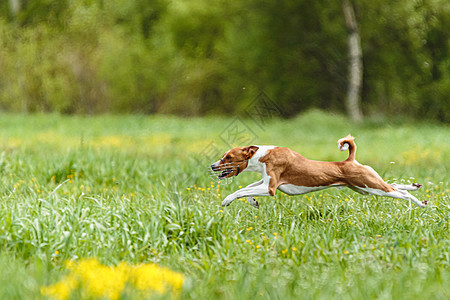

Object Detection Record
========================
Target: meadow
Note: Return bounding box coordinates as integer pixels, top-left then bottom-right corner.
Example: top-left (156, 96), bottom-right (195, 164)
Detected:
top-left (0, 111), bottom-right (449, 299)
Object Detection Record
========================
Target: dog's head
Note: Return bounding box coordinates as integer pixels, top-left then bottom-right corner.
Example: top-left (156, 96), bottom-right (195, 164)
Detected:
top-left (210, 146), bottom-right (259, 179)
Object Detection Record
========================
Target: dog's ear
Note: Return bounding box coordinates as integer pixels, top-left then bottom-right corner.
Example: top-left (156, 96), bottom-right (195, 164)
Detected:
top-left (244, 146), bottom-right (259, 158)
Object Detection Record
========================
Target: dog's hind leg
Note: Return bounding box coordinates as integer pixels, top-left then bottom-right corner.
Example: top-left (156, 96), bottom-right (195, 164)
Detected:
top-left (348, 186), bottom-right (370, 195)
top-left (391, 183), bottom-right (422, 191)
top-left (360, 187), bottom-right (428, 207)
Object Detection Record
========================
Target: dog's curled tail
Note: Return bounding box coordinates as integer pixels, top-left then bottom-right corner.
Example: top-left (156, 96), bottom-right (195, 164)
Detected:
top-left (337, 134), bottom-right (356, 161)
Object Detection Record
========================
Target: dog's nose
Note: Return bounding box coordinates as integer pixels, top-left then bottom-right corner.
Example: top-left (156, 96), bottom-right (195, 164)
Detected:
top-left (211, 161), bottom-right (221, 171)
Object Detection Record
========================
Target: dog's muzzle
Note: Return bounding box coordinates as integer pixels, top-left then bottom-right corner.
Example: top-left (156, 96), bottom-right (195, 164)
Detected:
top-left (208, 160), bottom-right (238, 184)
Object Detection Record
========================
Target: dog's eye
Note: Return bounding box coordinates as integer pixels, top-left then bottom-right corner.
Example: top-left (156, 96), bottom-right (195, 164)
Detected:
top-left (226, 155), bottom-right (231, 160)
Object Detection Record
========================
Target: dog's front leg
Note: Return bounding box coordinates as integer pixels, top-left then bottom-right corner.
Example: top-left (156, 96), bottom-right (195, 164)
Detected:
top-left (222, 180), bottom-right (270, 207)
top-left (242, 180), bottom-right (264, 209)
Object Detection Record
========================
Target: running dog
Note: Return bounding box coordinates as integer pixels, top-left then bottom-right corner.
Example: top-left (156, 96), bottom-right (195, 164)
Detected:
top-left (210, 135), bottom-right (427, 208)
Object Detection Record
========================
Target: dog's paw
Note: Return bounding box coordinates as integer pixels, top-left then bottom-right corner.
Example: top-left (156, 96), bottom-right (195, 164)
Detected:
top-left (222, 196), bottom-right (234, 207)
top-left (412, 183), bottom-right (423, 189)
top-left (246, 197), bottom-right (259, 209)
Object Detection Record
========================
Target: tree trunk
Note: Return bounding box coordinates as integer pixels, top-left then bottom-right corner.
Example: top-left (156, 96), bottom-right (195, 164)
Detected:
top-left (342, 0), bottom-right (363, 122)
top-left (9, 0), bottom-right (21, 16)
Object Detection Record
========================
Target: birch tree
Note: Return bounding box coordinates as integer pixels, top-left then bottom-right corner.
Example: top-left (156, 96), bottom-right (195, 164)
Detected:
top-left (342, 0), bottom-right (363, 122)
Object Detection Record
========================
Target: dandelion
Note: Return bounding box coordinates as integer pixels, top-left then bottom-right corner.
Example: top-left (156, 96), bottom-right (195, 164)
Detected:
top-left (247, 227), bottom-right (253, 231)
top-left (282, 249), bottom-right (288, 254)
top-left (41, 276), bottom-right (77, 300)
top-left (41, 259), bottom-right (183, 300)
top-left (292, 247), bottom-right (297, 251)
top-left (344, 250), bottom-right (349, 254)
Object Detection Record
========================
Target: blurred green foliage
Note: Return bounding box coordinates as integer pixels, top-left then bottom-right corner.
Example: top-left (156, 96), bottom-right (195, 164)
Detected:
top-left (0, 0), bottom-right (449, 121)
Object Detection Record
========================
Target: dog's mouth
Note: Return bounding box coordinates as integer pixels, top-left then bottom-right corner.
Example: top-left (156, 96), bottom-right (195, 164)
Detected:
top-left (218, 168), bottom-right (234, 179)
top-left (208, 163), bottom-right (238, 184)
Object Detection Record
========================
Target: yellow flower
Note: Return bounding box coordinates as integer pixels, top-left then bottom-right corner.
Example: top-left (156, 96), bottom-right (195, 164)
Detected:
top-left (41, 276), bottom-right (78, 300)
top-left (282, 249), bottom-right (288, 254)
top-left (41, 259), bottom-right (183, 300)
top-left (344, 250), bottom-right (350, 254)
top-left (292, 247), bottom-right (297, 251)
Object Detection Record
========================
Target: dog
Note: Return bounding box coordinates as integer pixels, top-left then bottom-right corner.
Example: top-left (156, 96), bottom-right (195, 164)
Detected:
top-left (210, 135), bottom-right (428, 208)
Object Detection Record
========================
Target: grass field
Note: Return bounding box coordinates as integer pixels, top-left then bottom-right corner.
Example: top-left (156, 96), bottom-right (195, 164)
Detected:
top-left (0, 111), bottom-right (449, 299)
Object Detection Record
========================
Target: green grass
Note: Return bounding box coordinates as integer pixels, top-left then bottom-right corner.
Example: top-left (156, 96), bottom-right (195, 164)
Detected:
top-left (0, 111), bottom-right (449, 299)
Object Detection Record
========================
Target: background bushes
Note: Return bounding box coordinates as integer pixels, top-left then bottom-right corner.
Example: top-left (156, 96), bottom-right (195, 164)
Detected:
top-left (0, 0), bottom-right (449, 121)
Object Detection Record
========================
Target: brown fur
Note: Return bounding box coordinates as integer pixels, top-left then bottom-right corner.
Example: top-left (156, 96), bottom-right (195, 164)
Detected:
top-left (215, 146), bottom-right (259, 176)
top-left (259, 147), bottom-right (396, 195)
top-left (216, 138), bottom-right (395, 195)
top-left (337, 134), bottom-right (357, 161)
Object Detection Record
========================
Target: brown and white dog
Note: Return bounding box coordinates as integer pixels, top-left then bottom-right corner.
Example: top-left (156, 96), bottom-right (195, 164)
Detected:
top-left (210, 135), bottom-right (428, 208)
